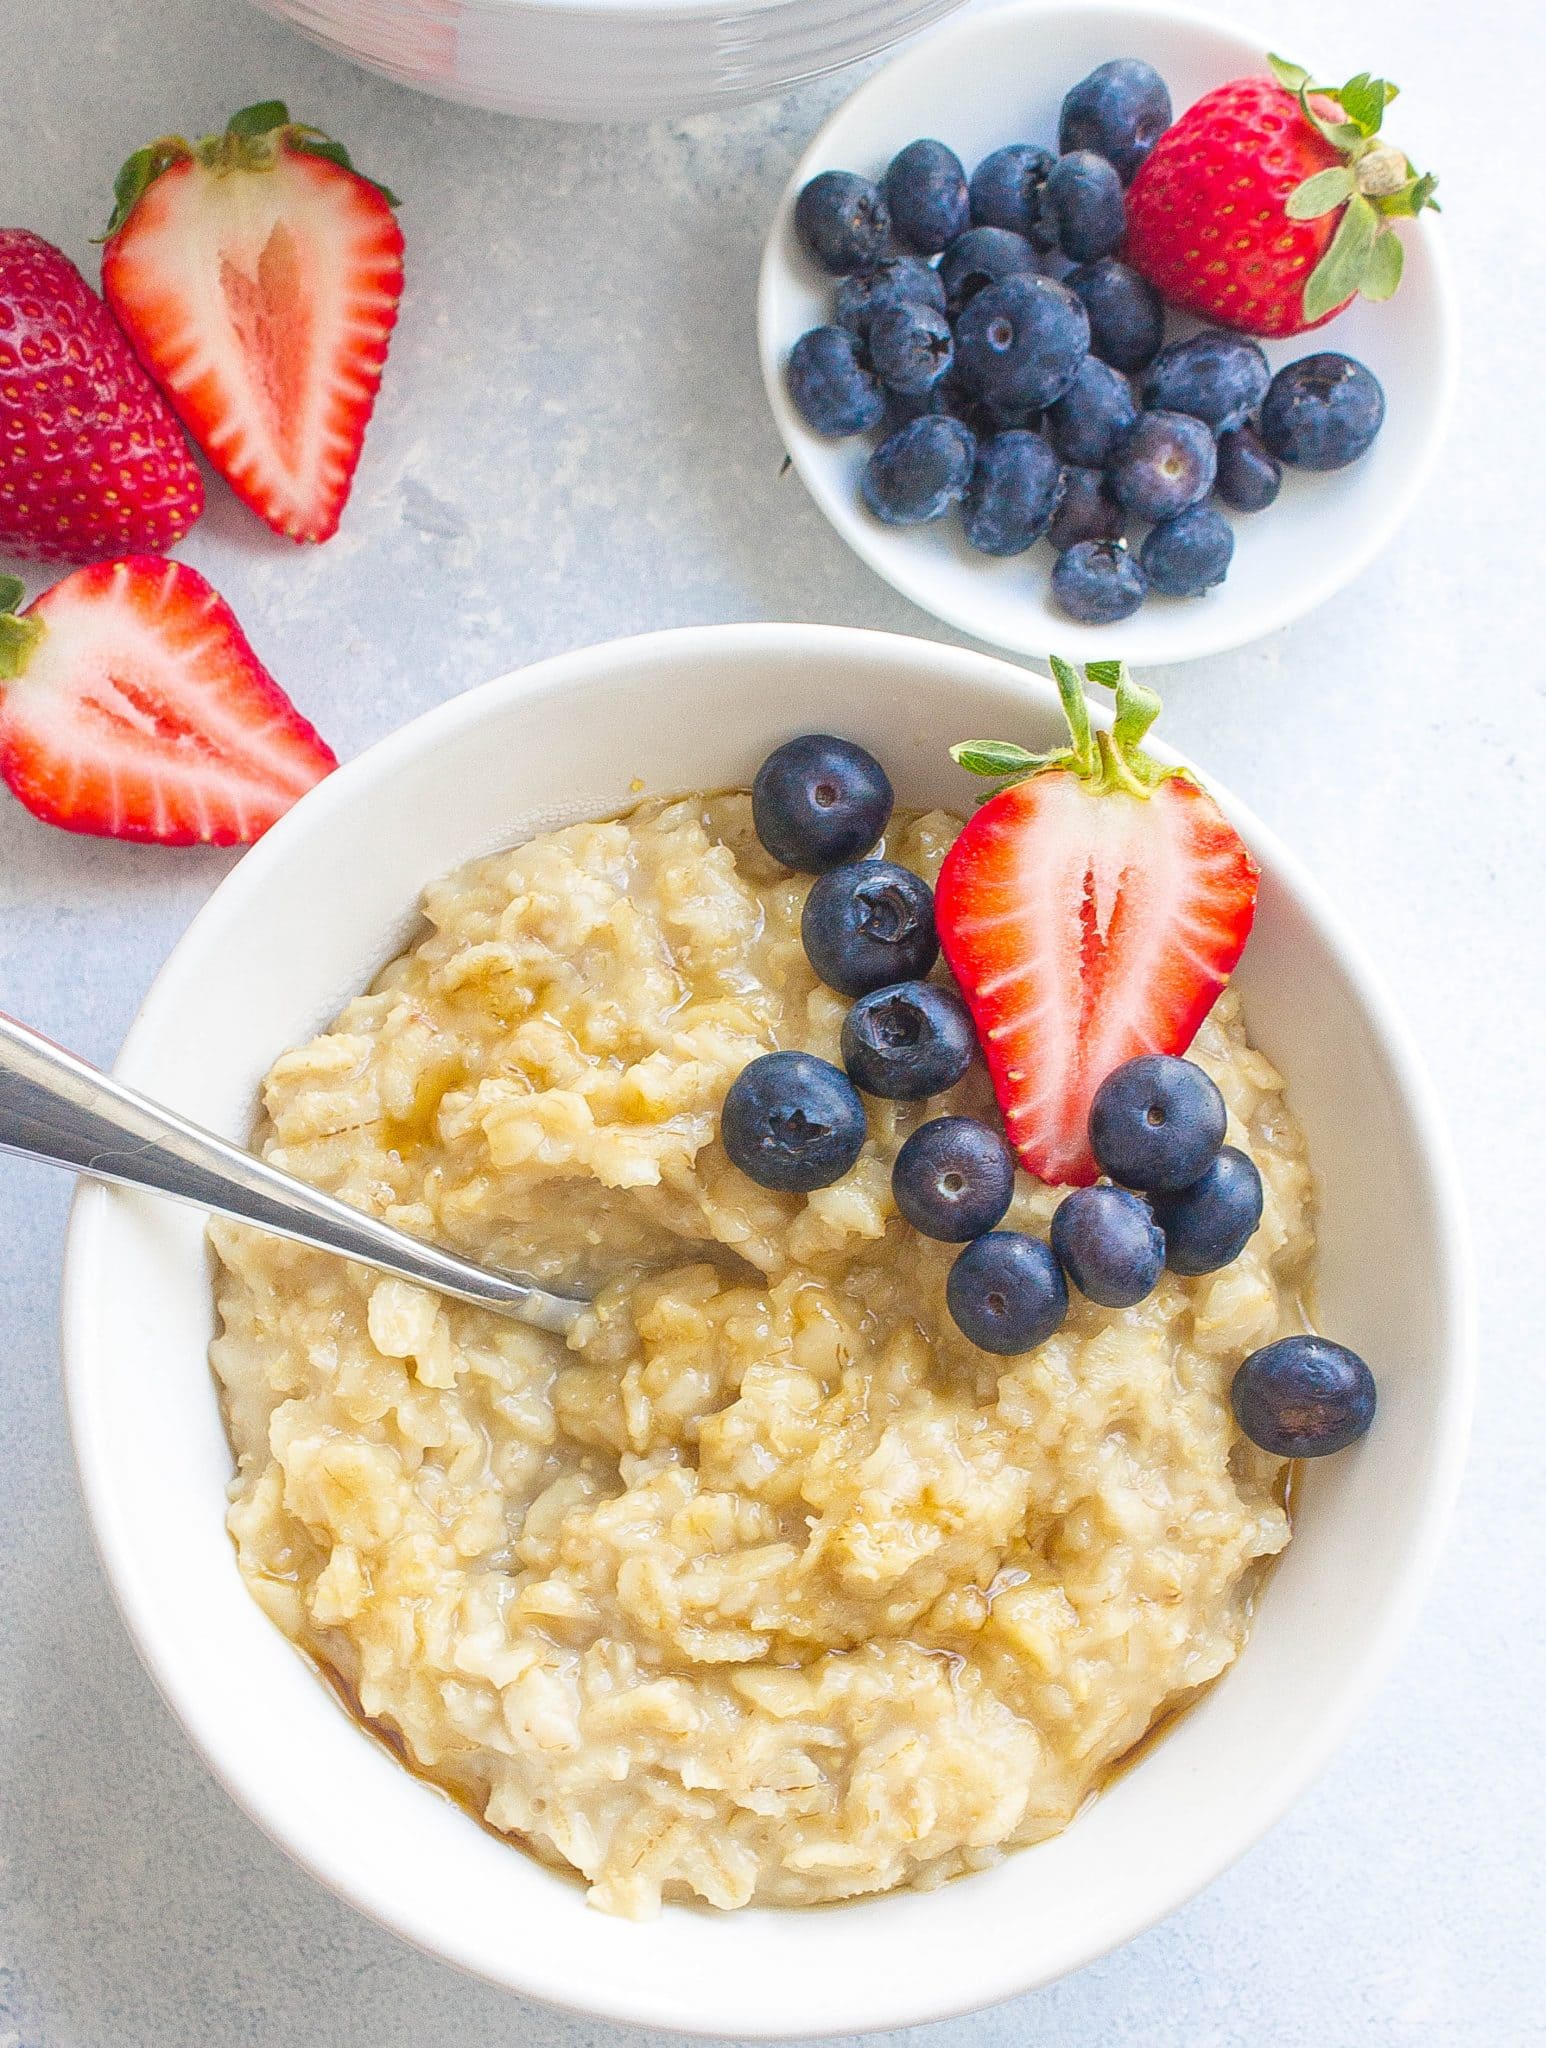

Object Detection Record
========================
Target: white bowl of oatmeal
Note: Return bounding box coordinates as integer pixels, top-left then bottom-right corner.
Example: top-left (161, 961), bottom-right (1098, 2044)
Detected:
top-left (62, 624), bottom-right (1472, 2037)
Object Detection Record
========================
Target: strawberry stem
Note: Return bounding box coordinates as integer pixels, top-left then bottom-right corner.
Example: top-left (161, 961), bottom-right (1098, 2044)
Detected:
top-left (103, 103), bottom-right (399, 238)
top-left (953, 659), bottom-right (1184, 804)
top-left (0, 579), bottom-right (42, 681)
top-left (1265, 52), bottom-right (1438, 321)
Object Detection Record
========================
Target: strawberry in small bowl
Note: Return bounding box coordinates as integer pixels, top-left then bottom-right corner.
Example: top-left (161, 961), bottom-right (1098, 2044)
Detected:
top-left (758, 1), bottom-right (1455, 665)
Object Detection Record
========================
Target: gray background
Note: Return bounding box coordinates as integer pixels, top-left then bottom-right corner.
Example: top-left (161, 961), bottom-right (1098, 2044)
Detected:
top-left (2, 0), bottom-right (1540, 2042)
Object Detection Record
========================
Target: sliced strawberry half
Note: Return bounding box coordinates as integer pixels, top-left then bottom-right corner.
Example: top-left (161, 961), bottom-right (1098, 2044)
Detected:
top-left (936, 660), bottom-right (1259, 1187)
top-left (0, 557), bottom-right (336, 844)
top-left (101, 102), bottom-right (404, 543)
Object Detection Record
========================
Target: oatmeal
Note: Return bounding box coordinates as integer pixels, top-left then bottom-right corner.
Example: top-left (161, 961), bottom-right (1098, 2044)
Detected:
top-left (210, 791), bottom-right (1314, 1918)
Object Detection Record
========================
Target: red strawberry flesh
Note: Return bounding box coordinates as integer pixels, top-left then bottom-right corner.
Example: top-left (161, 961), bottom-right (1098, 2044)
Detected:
top-left (0, 555), bottom-right (335, 844)
top-left (0, 228), bottom-right (204, 562)
top-left (102, 111), bottom-right (403, 544)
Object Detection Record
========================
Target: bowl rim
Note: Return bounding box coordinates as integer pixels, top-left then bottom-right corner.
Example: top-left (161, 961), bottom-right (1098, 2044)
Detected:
top-left (756, 0), bottom-right (1460, 667)
top-left (60, 622), bottom-right (1476, 2035)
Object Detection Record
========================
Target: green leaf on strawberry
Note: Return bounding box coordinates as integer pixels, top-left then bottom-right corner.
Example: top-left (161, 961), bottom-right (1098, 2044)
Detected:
top-left (1269, 54), bottom-right (1439, 318)
top-left (1285, 166), bottom-right (1356, 220)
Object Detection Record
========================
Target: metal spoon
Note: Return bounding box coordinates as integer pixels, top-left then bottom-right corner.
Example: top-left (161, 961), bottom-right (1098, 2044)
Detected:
top-left (0, 1011), bottom-right (589, 1335)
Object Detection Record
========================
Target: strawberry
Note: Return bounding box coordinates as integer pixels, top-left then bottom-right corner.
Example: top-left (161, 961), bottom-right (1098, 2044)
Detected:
top-left (0, 556), bottom-right (336, 844)
top-left (936, 660), bottom-right (1258, 1188)
top-left (0, 228), bottom-right (203, 563)
top-left (101, 102), bottom-right (404, 544)
top-left (1124, 56), bottom-right (1438, 337)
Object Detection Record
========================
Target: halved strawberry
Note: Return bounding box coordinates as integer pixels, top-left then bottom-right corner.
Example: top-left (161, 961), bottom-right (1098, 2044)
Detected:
top-left (101, 102), bottom-right (404, 543)
top-left (936, 660), bottom-right (1258, 1188)
top-left (0, 556), bottom-right (336, 844)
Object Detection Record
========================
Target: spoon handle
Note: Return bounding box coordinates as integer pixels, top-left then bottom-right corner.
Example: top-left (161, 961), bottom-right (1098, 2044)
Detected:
top-left (0, 1011), bottom-right (587, 1334)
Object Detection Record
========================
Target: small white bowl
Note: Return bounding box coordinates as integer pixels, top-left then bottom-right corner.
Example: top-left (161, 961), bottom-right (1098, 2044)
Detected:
top-left (758, 1), bottom-right (1458, 665)
top-left (62, 625), bottom-right (1473, 2037)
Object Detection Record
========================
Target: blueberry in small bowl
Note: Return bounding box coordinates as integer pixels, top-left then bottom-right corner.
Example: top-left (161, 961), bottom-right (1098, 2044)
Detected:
top-left (1140, 503), bottom-right (1235, 597)
top-left (1051, 537), bottom-right (1146, 623)
top-left (963, 430), bottom-right (1065, 555)
top-left (1044, 356), bottom-right (1137, 467)
top-left (861, 415), bottom-right (976, 524)
top-left (1042, 150), bottom-right (1126, 264)
top-left (1108, 409), bottom-right (1217, 523)
top-left (794, 170), bottom-right (892, 275)
top-left (1142, 329), bottom-right (1270, 433)
top-left (869, 299), bottom-right (955, 396)
top-left (954, 272), bottom-right (1089, 412)
top-left (1215, 424), bottom-right (1281, 513)
top-left (834, 256), bottom-right (948, 340)
top-left (1261, 353), bottom-right (1386, 470)
top-left (1047, 463), bottom-right (1124, 551)
top-left (1058, 57), bottom-right (1173, 184)
top-left (1064, 258), bottom-right (1164, 374)
top-left (883, 138), bottom-right (970, 253)
top-left (938, 224), bottom-right (1040, 315)
top-left (967, 142), bottom-right (1055, 243)
top-left (785, 325), bottom-right (886, 438)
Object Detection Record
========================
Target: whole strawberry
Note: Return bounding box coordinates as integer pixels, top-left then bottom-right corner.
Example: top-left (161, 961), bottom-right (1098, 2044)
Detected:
top-left (1125, 56), bottom-right (1438, 338)
top-left (0, 229), bottom-right (203, 562)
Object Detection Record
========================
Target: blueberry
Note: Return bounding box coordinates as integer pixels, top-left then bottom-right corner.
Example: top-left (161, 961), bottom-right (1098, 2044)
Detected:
top-left (964, 430), bottom-right (1065, 555)
top-left (869, 299), bottom-right (954, 396)
top-left (883, 139), bottom-right (970, 255)
top-left (1089, 1054), bottom-right (1226, 1193)
top-left (802, 858), bottom-right (939, 996)
top-left (841, 980), bottom-right (977, 1100)
top-left (955, 273), bottom-right (1089, 412)
top-left (942, 380), bottom-right (1040, 439)
top-left (1052, 538), bottom-right (1147, 623)
top-left (1260, 353), bottom-right (1385, 470)
top-left (1215, 424), bottom-right (1281, 513)
top-left (1043, 152), bottom-right (1126, 264)
top-left (1231, 1336), bottom-right (1376, 1458)
top-left (752, 734), bottom-right (893, 873)
top-left (1143, 330), bottom-right (1270, 433)
top-left (834, 256), bottom-right (947, 340)
top-left (882, 382), bottom-right (952, 432)
top-left (1049, 1184), bottom-right (1165, 1307)
top-left (1064, 259), bottom-right (1165, 374)
top-left (785, 326), bottom-right (886, 438)
top-left (1140, 503), bottom-right (1234, 597)
top-left (938, 226), bottom-right (1039, 314)
top-left (1045, 356), bottom-right (1138, 467)
top-left (947, 1231), bottom-right (1068, 1354)
top-left (1059, 58), bottom-right (1173, 184)
top-left (1108, 409), bottom-right (1217, 522)
top-left (721, 1050), bottom-right (867, 1193)
top-left (794, 170), bottom-right (892, 275)
top-left (1151, 1145), bottom-right (1263, 1274)
top-left (1047, 464), bottom-right (1124, 551)
top-left (968, 144), bottom-right (1056, 246)
top-left (892, 1115), bottom-right (1016, 1241)
top-left (861, 416), bottom-right (976, 525)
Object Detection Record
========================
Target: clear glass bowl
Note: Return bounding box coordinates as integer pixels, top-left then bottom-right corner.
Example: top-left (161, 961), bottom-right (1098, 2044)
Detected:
top-left (248, 0), bottom-right (968, 121)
